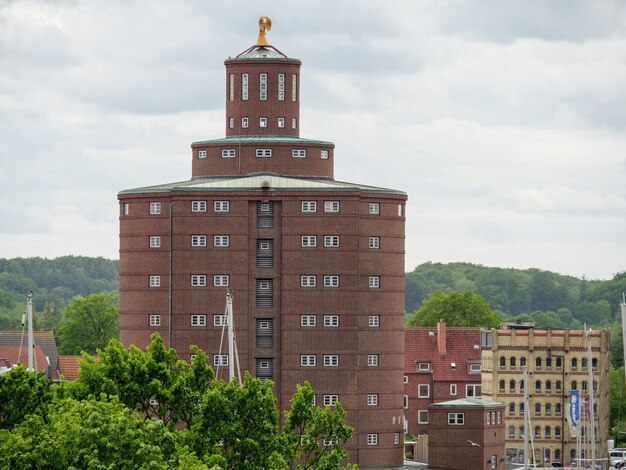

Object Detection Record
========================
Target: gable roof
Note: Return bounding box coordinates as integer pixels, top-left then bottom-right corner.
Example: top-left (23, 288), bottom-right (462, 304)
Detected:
top-left (405, 326), bottom-right (483, 382)
top-left (0, 345), bottom-right (49, 372)
top-left (0, 331), bottom-right (59, 374)
top-left (57, 355), bottom-right (93, 381)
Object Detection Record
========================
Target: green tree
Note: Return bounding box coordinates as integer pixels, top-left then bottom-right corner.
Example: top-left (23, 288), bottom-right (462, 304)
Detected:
top-left (56, 292), bottom-right (119, 354)
top-left (0, 396), bottom-right (203, 470)
top-left (188, 373), bottom-right (279, 470)
top-left (69, 333), bottom-right (214, 429)
top-left (610, 367), bottom-right (626, 443)
top-left (275, 381), bottom-right (357, 470)
top-left (0, 365), bottom-right (53, 429)
top-left (407, 290), bottom-right (502, 328)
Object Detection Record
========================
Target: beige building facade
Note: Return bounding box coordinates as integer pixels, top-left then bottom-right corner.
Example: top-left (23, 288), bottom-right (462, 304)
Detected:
top-left (481, 327), bottom-right (610, 467)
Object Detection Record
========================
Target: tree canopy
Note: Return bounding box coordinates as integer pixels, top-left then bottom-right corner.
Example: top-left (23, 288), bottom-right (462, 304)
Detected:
top-left (407, 290), bottom-right (502, 328)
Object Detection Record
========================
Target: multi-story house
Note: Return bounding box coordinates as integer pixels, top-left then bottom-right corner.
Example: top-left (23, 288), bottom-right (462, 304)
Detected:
top-left (481, 326), bottom-right (610, 467)
top-left (117, 19), bottom-right (407, 468)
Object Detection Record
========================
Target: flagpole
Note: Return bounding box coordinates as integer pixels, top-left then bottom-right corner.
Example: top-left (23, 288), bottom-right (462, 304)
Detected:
top-left (587, 329), bottom-right (596, 469)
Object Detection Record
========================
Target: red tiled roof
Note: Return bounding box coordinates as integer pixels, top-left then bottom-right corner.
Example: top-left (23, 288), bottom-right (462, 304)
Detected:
top-left (404, 325), bottom-right (482, 382)
top-left (0, 345), bottom-right (49, 372)
top-left (58, 355), bottom-right (96, 381)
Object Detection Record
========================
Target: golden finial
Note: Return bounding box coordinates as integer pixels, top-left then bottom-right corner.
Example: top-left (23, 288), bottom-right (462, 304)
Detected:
top-left (256, 16), bottom-right (272, 46)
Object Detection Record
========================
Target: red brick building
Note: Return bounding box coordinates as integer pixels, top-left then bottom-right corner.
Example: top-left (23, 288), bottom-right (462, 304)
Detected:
top-left (404, 322), bottom-right (483, 435)
top-left (428, 398), bottom-right (506, 470)
top-left (117, 21), bottom-right (407, 468)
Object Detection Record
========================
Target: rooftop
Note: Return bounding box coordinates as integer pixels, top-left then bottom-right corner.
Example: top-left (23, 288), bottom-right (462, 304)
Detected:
top-left (429, 397), bottom-right (505, 409)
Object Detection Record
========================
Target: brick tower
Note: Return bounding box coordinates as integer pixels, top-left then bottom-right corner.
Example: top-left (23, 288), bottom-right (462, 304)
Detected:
top-left (118, 17), bottom-right (407, 467)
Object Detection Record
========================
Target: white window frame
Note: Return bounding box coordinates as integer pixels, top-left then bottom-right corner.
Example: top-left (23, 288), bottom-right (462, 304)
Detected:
top-left (259, 116), bottom-right (268, 128)
top-left (278, 73), bottom-right (285, 101)
top-left (367, 394), bottom-right (378, 406)
top-left (450, 384), bottom-right (458, 396)
top-left (214, 201), bottom-right (230, 212)
top-left (229, 117), bottom-right (234, 128)
top-left (300, 315), bottom-right (316, 327)
top-left (418, 410), bottom-right (429, 424)
top-left (369, 237), bottom-right (380, 249)
top-left (394, 433), bottom-right (400, 445)
top-left (403, 375), bottom-right (409, 384)
top-left (367, 433), bottom-right (378, 446)
top-left (149, 202), bottom-right (161, 215)
top-left (448, 413), bottom-right (465, 425)
top-left (123, 203), bottom-right (129, 216)
top-left (198, 150), bottom-right (207, 159)
top-left (369, 276), bottom-right (380, 288)
top-left (418, 384), bottom-right (430, 398)
top-left (149, 275), bottom-right (160, 287)
top-left (324, 235), bottom-right (339, 248)
top-left (369, 315), bottom-right (380, 327)
top-left (191, 200), bottom-right (207, 212)
top-left (191, 235), bottom-right (207, 247)
top-left (241, 73), bottom-right (248, 100)
top-left (300, 275), bottom-right (316, 287)
top-left (191, 275), bottom-right (207, 287)
top-left (213, 235), bottom-right (229, 247)
top-left (221, 149), bottom-right (236, 158)
top-left (324, 201), bottom-right (340, 213)
top-left (323, 355), bottom-right (339, 367)
top-left (256, 148), bottom-right (272, 158)
top-left (369, 203), bottom-right (380, 215)
top-left (149, 314), bottom-right (161, 327)
top-left (277, 117), bottom-right (285, 128)
top-left (469, 363), bottom-right (481, 373)
top-left (292, 149), bottom-right (306, 158)
top-left (301, 235), bottom-right (317, 247)
top-left (301, 201), bottom-right (317, 213)
top-left (323, 275), bottom-right (339, 288)
top-left (149, 236), bottom-right (161, 248)
top-left (259, 72), bottom-right (267, 100)
top-left (229, 74), bottom-right (234, 101)
top-left (213, 354), bottom-right (229, 366)
top-left (367, 354), bottom-right (379, 367)
top-left (292, 117), bottom-right (297, 129)
top-left (292, 74), bottom-right (297, 102)
top-left (241, 117), bottom-right (248, 128)
top-left (213, 314), bottom-right (228, 327)
top-left (321, 149), bottom-right (329, 160)
top-left (213, 275), bottom-right (229, 287)
top-left (191, 314), bottom-right (206, 327)
top-left (300, 355), bottom-right (316, 367)
top-left (323, 315), bottom-right (339, 327)
top-left (398, 204), bottom-right (404, 217)
top-left (404, 395), bottom-right (409, 408)
top-left (418, 362), bottom-right (431, 372)
top-left (323, 395), bottom-right (338, 407)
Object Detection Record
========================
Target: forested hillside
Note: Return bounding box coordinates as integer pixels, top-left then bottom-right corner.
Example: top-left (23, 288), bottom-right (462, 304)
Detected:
top-left (0, 257), bottom-right (119, 330)
top-left (406, 262), bottom-right (626, 329)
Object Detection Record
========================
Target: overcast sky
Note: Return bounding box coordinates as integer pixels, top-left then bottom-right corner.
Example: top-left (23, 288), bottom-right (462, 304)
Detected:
top-left (1, 0), bottom-right (625, 280)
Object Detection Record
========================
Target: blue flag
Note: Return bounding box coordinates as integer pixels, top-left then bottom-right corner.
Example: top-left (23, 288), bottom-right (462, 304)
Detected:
top-left (567, 390), bottom-right (579, 437)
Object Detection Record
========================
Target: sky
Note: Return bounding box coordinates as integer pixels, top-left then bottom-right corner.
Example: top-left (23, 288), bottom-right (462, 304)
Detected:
top-left (1, 0), bottom-right (625, 280)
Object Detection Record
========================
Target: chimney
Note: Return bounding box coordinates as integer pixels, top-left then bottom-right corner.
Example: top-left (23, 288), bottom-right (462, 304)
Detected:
top-left (437, 321), bottom-right (447, 356)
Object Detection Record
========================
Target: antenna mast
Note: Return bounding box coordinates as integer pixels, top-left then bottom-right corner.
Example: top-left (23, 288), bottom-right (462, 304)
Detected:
top-left (26, 292), bottom-right (34, 371)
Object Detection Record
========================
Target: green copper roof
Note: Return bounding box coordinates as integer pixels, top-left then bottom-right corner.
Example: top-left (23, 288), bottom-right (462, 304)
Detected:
top-left (119, 173), bottom-right (406, 196)
top-left (428, 398), bottom-right (505, 409)
top-left (192, 136), bottom-right (333, 146)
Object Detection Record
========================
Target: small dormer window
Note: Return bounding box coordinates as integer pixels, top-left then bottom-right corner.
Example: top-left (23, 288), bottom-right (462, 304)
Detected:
top-left (418, 362), bottom-right (430, 372)
top-left (450, 362), bottom-right (457, 369)
top-left (469, 363), bottom-right (481, 373)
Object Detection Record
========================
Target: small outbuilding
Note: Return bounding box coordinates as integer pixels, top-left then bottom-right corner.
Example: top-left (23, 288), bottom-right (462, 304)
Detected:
top-left (428, 397), bottom-right (506, 470)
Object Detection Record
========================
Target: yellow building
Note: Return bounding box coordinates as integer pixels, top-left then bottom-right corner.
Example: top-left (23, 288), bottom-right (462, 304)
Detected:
top-left (481, 326), bottom-right (610, 467)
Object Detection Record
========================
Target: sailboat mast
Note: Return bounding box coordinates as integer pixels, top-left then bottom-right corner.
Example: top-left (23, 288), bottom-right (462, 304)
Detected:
top-left (586, 329), bottom-right (596, 469)
top-left (226, 291), bottom-right (235, 381)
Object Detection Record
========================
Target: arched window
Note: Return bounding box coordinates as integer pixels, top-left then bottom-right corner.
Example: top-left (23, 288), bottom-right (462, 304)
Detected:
top-left (519, 403), bottom-right (525, 415)
top-left (581, 380), bottom-right (588, 391)
top-left (546, 356), bottom-right (552, 368)
top-left (534, 403), bottom-right (541, 415)
top-left (508, 425), bottom-right (515, 437)
top-left (555, 426), bottom-right (561, 438)
top-left (571, 380), bottom-right (577, 390)
top-left (571, 358), bottom-right (578, 369)
top-left (556, 357), bottom-right (562, 368)
top-left (556, 380), bottom-right (562, 391)
top-left (555, 449), bottom-right (561, 462)
top-left (545, 403), bottom-right (551, 415)
top-left (500, 356), bottom-right (506, 368)
top-left (582, 357), bottom-right (588, 370)
top-left (520, 356), bottom-right (526, 366)
top-left (555, 403), bottom-right (562, 415)
top-left (509, 402), bottom-right (515, 414)
top-left (534, 426), bottom-right (541, 438)
top-left (545, 380), bottom-right (552, 391)
top-left (592, 357), bottom-right (598, 369)
top-left (509, 380), bottom-right (516, 391)
top-left (499, 380), bottom-right (505, 391)
top-left (545, 426), bottom-right (551, 438)
top-left (535, 380), bottom-right (541, 393)
top-left (536, 357), bottom-right (542, 368)
top-left (519, 379), bottom-right (525, 391)
top-left (510, 357), bottom-right (516, 367)
top-left (519, 425), bottom-right (525, 437)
